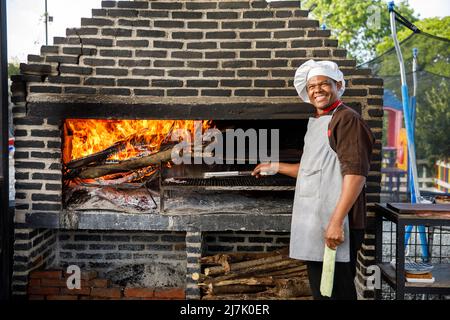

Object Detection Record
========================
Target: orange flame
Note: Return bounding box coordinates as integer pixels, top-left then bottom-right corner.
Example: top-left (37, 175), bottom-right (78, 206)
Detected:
top-left (64, 119), bottom-right (211, 163)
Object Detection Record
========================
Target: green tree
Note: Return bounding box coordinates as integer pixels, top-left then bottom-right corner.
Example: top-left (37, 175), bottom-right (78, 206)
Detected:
top-left (372, 17), bottom-right (450, 166)
top-left (376, 17), bottom-right (450, 54)
top-left (375, 17), bottom-right (450, 77)
top-left (8, 60), bottom-right (20, 78)
top-left (416, 80), bottom-right (450, 165)
top-left (302, 0), bottom-right (417, 63)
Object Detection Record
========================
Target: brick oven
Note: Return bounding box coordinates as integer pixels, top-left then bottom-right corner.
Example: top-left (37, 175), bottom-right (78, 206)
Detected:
top-left (10, 0), bottom-right (383, 300)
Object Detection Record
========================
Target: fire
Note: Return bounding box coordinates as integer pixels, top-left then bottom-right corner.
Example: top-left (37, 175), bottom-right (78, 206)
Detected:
top-left (64, 119), bottom-right (211, 163)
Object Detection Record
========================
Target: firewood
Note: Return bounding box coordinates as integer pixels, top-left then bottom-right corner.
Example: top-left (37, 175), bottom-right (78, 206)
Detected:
top-left (199, 263), bottom-right (303, 288)
top-left (197, 247), bottom-right (312, 300)
top-left (200, 247), bottom-right (288, 265)
top-left (205, 275), bottom-right (305, 289)
top-left (202, 293), bottom-right (313, 300)
top-left (273, 271), bottom-right (308, 280)
top-left (218, 254), bottom-right (231, 273)
top-left (213, 259), bottom-right (300, 279)
top-left (78, 148), bottom-right (173, 179)
top-left (80, 166), bottom-right (157, 186)
top-left (271, 277), bottom-right (312, 298)
top-left (196, 262), bottom-right (305, 287)
top-left (191, 273), bottom-right (204, 282)
top-left (66, 140), bottom-right (127, 169)
top-left (197, 272), bottom-right (242, 285)
top-left (201, 293), bottom-right (259, 300)
top-left (204, 252), bottom-right (290, 276)
top-left (255, 264), bottom-right (307, 277)
top-left (210, 277), bottom-right (276, 287)
top-left (66, 125), bottom-right (174, 169)
top-left (199, 253), bottom-right (231, 267)
top-left (207, 284), bottom-right (268, 295)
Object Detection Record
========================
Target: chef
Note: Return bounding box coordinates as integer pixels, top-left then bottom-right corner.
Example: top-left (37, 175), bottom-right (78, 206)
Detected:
top-left (253, 60), bottom-right (375, 300)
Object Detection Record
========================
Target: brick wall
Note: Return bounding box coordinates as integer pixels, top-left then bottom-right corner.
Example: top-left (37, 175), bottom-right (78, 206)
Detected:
top-left (13, 114), bottom-right (62, 226)
top-left (11, 102), bottom-right (62, 297)
top-left (12, 227), bottom-right (57, 296)
top-left (28, 268), bottom-right (185, 300)
top-left (57, 230), bottom-right (186, 281)
top-left (204, 231), bottom-right (289, 254)
top-left (23, 230), bottom-right (186, 300)
top-left (11, 0), bottom-right (373, 105)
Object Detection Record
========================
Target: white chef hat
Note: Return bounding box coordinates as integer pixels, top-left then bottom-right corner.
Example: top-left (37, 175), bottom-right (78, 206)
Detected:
top-left (293, 59), bottom-right (345, 103)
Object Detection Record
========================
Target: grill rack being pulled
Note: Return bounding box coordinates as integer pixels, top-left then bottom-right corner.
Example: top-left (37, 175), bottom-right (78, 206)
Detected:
top-left (159, 169), bottom-right (296, 212)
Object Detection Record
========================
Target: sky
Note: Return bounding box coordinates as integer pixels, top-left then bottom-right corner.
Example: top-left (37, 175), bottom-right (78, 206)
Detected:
top-left (7, 0), bottom-right (103, 61)
top-left (6, 0), bottom-right (450, 62)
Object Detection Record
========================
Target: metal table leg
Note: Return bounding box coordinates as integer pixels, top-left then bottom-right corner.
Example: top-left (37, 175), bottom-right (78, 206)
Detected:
top-left (396, 221), bottom-right (406, 300)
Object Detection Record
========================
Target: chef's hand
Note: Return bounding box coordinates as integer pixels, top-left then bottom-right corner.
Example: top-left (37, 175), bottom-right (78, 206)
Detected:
top-left (252, 163), bottom-right (279, 178)
top-left (325, 221), bottom-right (344, 250)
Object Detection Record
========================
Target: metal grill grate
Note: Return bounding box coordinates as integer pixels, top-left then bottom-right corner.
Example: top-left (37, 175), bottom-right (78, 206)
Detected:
top-left (159, 174), bottom-right (296, 212)
top-left (162, 176), bottom-right (295, 188)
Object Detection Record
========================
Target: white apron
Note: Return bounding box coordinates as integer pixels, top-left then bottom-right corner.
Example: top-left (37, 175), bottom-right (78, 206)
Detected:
top-left (289, 110), bottom-right (350, 262)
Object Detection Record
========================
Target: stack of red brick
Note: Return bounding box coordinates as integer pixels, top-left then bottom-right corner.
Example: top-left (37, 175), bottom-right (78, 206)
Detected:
top-left (28, 269), bottom-right (185, 300)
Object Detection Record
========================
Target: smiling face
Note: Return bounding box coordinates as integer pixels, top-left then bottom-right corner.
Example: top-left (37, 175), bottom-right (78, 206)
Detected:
top-left (306, 75), bottom-right (342, 113)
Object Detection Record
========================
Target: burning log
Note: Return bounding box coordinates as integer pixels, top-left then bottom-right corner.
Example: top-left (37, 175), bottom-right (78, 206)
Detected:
top-left (194, 247), bottom-right (313, 300)
top-left (63, 119), bottom-right (179, 179)
top-left (66, 140), bottom-right (127, 169)
top-left (77, 148), bottom-right (173, 179)
top-left (63, 119), bottom-right (210, 176)
top-left (81, 166), bottom-right (157, 187)
top-left (66, 130), bottom-right (171, 170)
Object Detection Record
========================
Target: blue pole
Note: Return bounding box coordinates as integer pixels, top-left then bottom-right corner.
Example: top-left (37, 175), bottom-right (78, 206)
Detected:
top-left (405, 48), bottom-right (418, 249)
top-left (412, 48), bottom-right (429, 261)
top-left (389, 2), bottom-right (421, 202)
top-left (408, 48), bottom-right (418, 192)
top-left (411, 48), bottom-right (418, 128)
top-left (418, 225), bottom-right (429, 262)
top-left (400, 84), bottom-right (418, 202)
top-left (390, 3), bottom-right (428, 261)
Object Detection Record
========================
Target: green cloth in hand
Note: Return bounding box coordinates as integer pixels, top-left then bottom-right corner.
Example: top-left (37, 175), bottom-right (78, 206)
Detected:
top-left (320, 245), bottom-right (336, 297)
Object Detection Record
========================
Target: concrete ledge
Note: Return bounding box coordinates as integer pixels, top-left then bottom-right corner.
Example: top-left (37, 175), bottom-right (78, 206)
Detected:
top-left (25, 211), bottom-right (292, 232)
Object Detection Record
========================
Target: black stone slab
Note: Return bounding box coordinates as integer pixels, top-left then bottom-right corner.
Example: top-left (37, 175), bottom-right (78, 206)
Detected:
top-left (27, 102), bottom-right (316, 120)
top-left (25, 211), bottom-right (292, 232)
top-left (25, 211), bottom-right (60, 228)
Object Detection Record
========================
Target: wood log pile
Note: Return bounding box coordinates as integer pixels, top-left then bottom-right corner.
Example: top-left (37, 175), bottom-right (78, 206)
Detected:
top-left (193, 247), bottom-right (312, 300)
